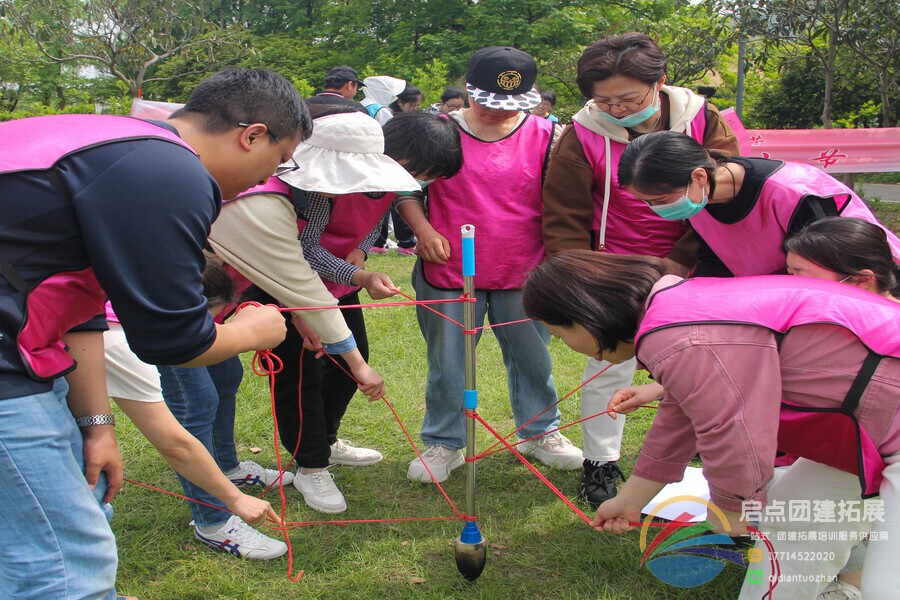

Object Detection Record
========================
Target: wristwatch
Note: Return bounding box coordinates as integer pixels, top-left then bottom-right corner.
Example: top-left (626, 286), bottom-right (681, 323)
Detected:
top-left (75, 414), bottom-right (116, 428)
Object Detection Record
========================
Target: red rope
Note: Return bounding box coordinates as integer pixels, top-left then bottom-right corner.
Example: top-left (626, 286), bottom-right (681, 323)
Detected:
top-left (479, 359), bottom-right (616, 456)
top-left (467, 410), bottom-right (594, 525)
top-left (123, 295), bottom-right (776, 592)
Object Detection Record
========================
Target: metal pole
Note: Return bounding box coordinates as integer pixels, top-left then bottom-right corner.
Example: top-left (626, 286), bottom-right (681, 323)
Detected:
top-left (454, 224), bottom-right (486, 581)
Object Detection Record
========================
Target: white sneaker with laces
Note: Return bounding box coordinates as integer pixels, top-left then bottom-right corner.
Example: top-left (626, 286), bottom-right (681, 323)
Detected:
top-left (193, 515), bottom-right (287, 560)
top-left (329, 439), bottom-right (383, 466)
top-left (407, 446), bottom-right (465, 483)
top-left (293, 468), bottom-right (347, 514)
top-left (817, 580), bottom-right (862, 600)
top-left (224, 460), bottom-right (294, 488)
top-left (518, 432), bottom-right (583, 470)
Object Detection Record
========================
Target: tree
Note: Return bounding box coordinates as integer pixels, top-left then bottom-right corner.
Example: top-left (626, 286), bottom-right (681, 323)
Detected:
top-left (840, 0), bottom-right (899, 126)
top-left (1, 0), bottom-right (248, 97)
top-left (657, 2), bottom-right (735, 88)
top-left (727, 0), bottom-right (893, 128)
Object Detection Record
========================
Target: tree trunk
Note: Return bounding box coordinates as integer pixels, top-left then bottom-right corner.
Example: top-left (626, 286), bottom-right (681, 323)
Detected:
top-left (821, 31), bottom-right (836, 128)
top-left (880, 72), bottom-right (892, 127)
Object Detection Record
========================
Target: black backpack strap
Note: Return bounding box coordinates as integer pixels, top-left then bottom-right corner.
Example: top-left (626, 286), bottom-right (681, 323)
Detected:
top-left (842, 351), bottom-right (882, 415)
top-left (0, 254), bottom-right (30, 295)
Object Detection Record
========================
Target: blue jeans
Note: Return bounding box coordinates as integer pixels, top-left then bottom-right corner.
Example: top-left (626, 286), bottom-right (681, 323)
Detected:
top-left (159, 356), bottom-right (243, 527)
top-left (412, 261), bottom-right (561, 449)
top-left (0, 378), bottom-right (117, 598)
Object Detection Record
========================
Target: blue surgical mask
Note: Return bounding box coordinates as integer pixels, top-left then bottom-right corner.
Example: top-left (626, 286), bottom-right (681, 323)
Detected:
top-left (649, 183), bottom-right (708, 220)
top-left (600, 85), bottom-right (659, 128)
top-left (396, 178), bottom-right (435, 196)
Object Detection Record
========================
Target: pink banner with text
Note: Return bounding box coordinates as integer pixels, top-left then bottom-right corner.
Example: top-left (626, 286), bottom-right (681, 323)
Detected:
top-left (721, 108), bottom-right (899, 173)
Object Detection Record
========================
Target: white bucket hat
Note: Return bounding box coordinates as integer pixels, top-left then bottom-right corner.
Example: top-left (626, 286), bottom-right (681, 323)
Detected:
top-left (361, 75), bottom-right (406, 107)
top-left (278, 111), bottom-right (418, 194)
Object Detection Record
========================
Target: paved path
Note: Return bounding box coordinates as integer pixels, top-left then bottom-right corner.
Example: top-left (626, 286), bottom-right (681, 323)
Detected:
top-left (860, 184), bottom-right (900, 203)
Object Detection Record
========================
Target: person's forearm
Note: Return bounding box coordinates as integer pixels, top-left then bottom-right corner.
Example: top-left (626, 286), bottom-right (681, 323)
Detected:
top-left (395, 200), bottom-right (431, 236)
top-left (63, 331), bottom-right (115, 417)
top-left (115, 400), bottom-right (244, 507)
top-left (339, 347), bottom-right (367, 370)
top-left (617, 474), bottom-right (667, 512)
top-left (63, 330), bottom-right (123, 501)
top-left (179, 319), bottom-right (268, 366)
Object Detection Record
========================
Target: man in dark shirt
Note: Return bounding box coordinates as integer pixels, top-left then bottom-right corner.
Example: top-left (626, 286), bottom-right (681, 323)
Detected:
top-left (308, 65), bottom-right (367, 112)
top-left (0, 67), bottom-right (310, 598)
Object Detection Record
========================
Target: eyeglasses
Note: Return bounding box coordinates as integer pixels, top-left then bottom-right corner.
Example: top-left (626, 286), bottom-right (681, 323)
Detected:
top-left (238, 122), bottom-right (300, 176)
top-left (593, 85), bottom-right (654, 112)
top-left (272, 157), bottom-right (300, 177)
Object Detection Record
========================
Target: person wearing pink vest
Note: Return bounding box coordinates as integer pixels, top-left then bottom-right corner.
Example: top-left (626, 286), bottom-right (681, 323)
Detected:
top-left (541, 32), bottom-right (740, 507)
top-left (617, 130), bottom-right (900, 278)
top-left (522, 251), bottom-right (900, 600)
top-left (782, 217), bottom-right (900, 600)
top-left (246, 109), bottom-right (459, 514)
top-left (398, 46), bottom-right (583, 484)
top-left (124, 100), bottom-right (384, 559)
top-left (0, 68), bottom-right (303, 597)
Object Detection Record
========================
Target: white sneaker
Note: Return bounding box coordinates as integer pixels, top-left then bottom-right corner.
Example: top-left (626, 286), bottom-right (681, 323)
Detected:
top-left (293, 468), bottom-right (347, 514)
top-left (518, 432), bottom-right (583, 470)
top-left (224, 460), bottom-right (294, 488)
top-left (817, 580), bottom-right (862, 600)
top-left (407, 446), bottom-right (465, 483)
top-left (194, 515), bottom-right (287, 560)
top-left (329, 439), bottom-right (383, 466)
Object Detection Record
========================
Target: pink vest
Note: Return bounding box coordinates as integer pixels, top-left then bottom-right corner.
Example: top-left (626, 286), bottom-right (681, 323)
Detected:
top-left (636, 276), bottom-right (900, 496)
top-left (215, 178), bottom-right (294, 322)
top-left (423, 115), bottom-right (552, 289)
top-left (297, 192), bottom-right (395, 299)
top-left (690, 161), bottom-right (900, 275)
top-left (0, 115), bottom-right (195, 380)
top-left (573, 110), bottom-right (706, 257)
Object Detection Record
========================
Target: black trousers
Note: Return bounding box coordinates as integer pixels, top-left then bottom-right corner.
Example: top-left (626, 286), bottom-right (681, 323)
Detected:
top-left (262, 291), bottom-right (369, 468)
top-left (374, 206), bottom-right (416, 249)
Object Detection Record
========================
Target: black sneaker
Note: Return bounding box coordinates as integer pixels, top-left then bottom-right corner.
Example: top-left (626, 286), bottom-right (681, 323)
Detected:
top-left (579, 460), bottom-right (626, 505)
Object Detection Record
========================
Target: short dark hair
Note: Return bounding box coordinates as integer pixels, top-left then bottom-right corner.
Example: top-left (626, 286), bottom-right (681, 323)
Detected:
top-left (382, 113), bottom-right (463, 179)
top-left (172, 67), bottom-right (312, 142)
top-left (202, 256), bottom-right (236, 308)
top-left (523, 251), bottom-right (666, 351)
top-left (618, 131), bottom-right (723, 198)
top-left (783, 217), bottom-right (900, 296)
top-left (539, 90), bottom-right (557, 105)
top-left (441, 87), bottom-right (467, 104)
top-left (576, 32), bottom-right (668, 98)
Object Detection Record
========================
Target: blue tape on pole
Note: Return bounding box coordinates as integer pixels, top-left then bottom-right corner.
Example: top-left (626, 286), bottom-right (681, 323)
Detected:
top-left (464, 389), bottom-right (478, 410)
top-left (462, 236), bottom-right (475, 277)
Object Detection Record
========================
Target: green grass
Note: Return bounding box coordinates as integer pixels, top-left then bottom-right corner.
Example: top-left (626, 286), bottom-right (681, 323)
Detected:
top-left (111, 252), bottom-right (747, 599)
top-left (112, 201), bottom-right (898, 597)
top-left (867, 198), bottom-right (900, 232)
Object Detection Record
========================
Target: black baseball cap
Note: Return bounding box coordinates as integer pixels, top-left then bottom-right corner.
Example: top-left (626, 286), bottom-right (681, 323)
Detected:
top-left (325, 66), bottom-right (364, 87)
top-left (465, 47), bottom-right (540, 110)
